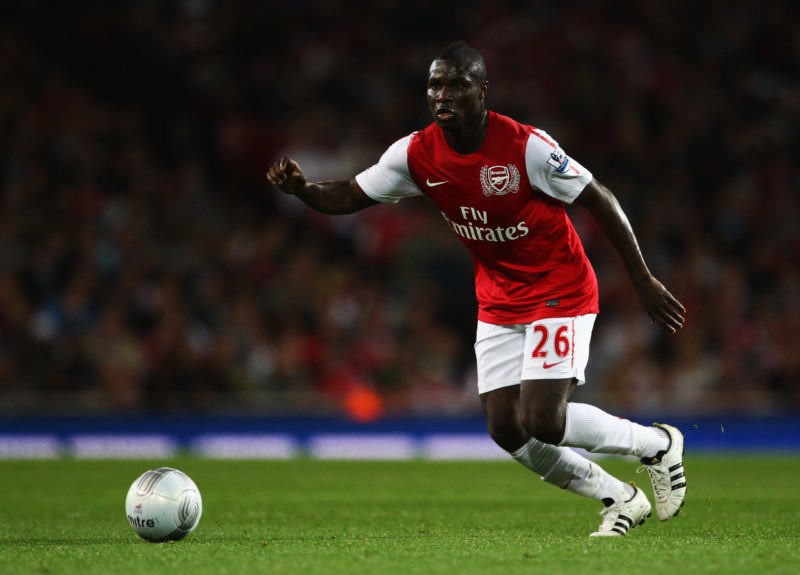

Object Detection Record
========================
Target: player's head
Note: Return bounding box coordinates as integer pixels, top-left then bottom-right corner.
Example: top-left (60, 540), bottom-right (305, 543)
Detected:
top-left (434, 41), bottom-right (487, 85)
top-left (427, 41), bottom-right (489, 130)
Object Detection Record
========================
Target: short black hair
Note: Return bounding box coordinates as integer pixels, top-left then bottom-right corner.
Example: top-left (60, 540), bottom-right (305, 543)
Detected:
top-left (434, 41), bottom-right (487, 84)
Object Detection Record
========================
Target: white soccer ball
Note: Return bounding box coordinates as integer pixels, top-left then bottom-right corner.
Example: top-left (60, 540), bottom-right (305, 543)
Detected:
top-left (125, 467), bottom-right (203, 542)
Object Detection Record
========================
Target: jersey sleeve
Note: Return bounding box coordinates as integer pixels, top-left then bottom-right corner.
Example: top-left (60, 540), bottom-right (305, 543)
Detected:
top-left (525, 129), bottom-right (593, 204)
top-left (355, 134), bottom-right (423, 203)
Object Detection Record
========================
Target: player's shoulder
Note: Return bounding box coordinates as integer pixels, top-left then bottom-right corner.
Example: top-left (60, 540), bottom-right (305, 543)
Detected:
top-left (409, 123), bottom-right (437, 145)
top-left (488, 111), bottom-right (558, 148)
top-left (406, 123), bottom-right (446, 158)
top-left (527, 126), bottom-right (559, 151)
top-left (490, 112), bottom-right (545, 144)
top-left (379, 132), bottom-right (416, 162)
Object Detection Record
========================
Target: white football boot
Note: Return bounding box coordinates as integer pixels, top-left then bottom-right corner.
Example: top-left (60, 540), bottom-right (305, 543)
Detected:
top-left (638, 423), bottom-right (686, 520)
top-left (589, 484), bottom-right (651, 537)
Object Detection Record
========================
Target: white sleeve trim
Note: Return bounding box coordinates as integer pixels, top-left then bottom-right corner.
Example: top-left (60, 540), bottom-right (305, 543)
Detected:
top-left (525, 129), bottom-right (593, 204)
top-left (355, 134), bottom-right (423, 203)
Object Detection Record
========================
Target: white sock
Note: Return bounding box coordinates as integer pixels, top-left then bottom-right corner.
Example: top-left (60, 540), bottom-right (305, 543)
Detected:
top-left (560, 403), bottom-right (670, 458)
top-left (643, 426), bottom-right (671, 458)
top-left (511, 437), bottom-right (634, 504)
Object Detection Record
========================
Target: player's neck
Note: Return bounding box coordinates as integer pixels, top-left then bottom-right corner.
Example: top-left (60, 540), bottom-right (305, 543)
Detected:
top-left (443, 111), bottom-right (489, 155)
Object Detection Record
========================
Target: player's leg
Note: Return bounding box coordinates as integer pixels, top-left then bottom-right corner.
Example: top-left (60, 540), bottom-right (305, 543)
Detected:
top-left (475, 321), bottom-right (632, 499)
top-left (559, 402), bottom-right (668, 458)
top-left (519, 314), bottom-right (668, 457)
top-left (519, 314), bottom-right (686, 520)
top-left (482, 384), bottom-right (632, 501)
top-left (557, 401), bottom-right (686, 521)
top-left (481, 385), bottom-right (651, 536)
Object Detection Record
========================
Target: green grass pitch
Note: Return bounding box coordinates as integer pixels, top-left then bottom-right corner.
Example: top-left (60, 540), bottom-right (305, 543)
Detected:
top-left (1, 455), bottom-right (798, 574)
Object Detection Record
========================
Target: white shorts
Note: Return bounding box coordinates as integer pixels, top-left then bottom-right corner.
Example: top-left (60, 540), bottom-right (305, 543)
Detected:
top-left (474, 314), bottom-right (596, 394)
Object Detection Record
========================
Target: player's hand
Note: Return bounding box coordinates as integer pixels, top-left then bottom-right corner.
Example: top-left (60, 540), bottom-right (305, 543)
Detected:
top-left (266, 156), bottom-right (307, 195)
top-left (634, 275), bottom-right (686, 334)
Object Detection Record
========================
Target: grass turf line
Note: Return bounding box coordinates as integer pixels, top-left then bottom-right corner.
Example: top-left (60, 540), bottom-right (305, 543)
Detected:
top-left (0, 456), bottom-right (798, 574)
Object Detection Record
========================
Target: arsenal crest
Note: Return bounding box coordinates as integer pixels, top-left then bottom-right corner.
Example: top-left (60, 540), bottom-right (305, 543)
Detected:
top-left (480, 164), bottom-right (520, 196)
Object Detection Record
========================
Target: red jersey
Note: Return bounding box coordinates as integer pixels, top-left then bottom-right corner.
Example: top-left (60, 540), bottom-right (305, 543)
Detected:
top-left (355, 112), bottom-right (598, 324)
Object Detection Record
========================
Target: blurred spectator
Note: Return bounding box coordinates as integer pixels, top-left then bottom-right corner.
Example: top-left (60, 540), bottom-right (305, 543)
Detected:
top-left (0, 0), bottom-right (798, 416)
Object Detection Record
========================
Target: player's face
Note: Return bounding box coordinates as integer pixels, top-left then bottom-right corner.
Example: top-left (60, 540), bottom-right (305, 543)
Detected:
top-left (427, 60), bottom-right (485, 130)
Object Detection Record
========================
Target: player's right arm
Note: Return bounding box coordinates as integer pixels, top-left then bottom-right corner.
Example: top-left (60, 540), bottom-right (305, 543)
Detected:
top-left (266, 156), bottom-right (378, 214)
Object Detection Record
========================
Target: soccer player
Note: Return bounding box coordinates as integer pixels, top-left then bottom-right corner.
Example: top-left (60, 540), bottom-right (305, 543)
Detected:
top-left (266, 41), bottom-right (687, 537)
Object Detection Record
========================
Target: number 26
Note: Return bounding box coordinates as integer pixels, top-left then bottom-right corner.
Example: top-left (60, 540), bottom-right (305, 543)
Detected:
top-left (531, 325), bottom-right (570, 358)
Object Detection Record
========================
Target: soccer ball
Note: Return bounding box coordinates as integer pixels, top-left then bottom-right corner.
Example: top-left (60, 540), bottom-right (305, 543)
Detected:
top-left (125, 467), bottom-right (203, 542)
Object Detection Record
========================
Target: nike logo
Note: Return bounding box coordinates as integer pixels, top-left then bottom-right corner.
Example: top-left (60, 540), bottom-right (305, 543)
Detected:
top-left (426, 179), bottom-right (449, 187)
top-left (542, 359), bottom-right (567, 369)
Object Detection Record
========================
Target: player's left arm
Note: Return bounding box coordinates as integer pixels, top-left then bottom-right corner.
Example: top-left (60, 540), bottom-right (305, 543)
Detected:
top-left (574, 178), bottom-right (686, 333)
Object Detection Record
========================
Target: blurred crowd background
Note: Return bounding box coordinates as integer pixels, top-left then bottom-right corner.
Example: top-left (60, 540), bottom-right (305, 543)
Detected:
top-left (1, 0), bottom-right (798, 419)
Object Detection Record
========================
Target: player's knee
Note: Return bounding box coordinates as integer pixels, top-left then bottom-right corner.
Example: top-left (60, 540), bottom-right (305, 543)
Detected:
top-left (520, 407), bottom-right (565, 445)
top-left (486, 419), bottom-right (528, 453)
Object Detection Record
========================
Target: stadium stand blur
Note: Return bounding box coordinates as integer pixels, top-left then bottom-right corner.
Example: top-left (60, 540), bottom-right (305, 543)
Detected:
top-left (1, 0), bottom-right (797, 419)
